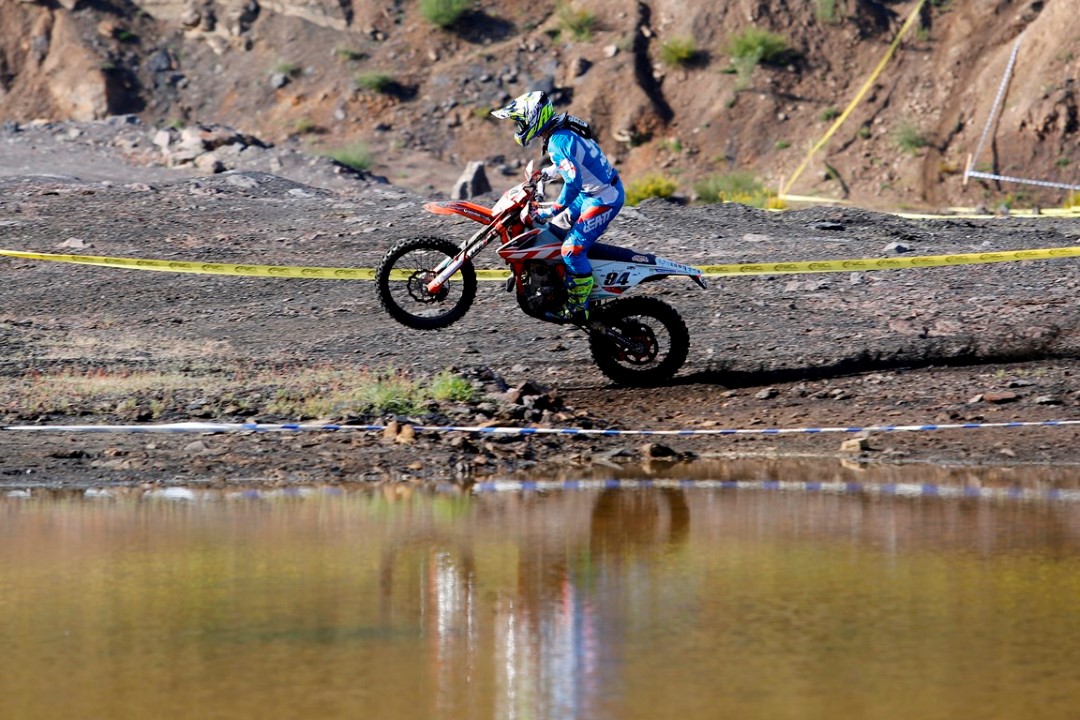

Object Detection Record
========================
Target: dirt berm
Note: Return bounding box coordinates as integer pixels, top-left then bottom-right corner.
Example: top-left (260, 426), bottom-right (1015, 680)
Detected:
top-left (1, 122), bottom-right (1079, 489)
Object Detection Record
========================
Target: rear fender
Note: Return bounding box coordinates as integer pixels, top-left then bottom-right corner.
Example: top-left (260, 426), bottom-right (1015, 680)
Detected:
top-left (591, 254), bottom-right (707, 296)
top-left (653, 255), bottom-right (708, 289)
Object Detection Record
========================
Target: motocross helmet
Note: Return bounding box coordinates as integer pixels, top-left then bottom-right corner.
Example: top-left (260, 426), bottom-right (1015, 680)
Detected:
top-left (491, 91), bottom-right (556, 147)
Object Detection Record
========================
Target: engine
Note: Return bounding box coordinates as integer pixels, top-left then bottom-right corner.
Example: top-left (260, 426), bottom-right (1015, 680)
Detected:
top-left (515, 261), bottom-right (567, 319)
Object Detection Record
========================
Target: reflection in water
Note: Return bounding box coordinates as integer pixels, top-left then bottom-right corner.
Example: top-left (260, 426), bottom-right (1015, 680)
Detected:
top-left (2, 480), bottom-right (1080, 719)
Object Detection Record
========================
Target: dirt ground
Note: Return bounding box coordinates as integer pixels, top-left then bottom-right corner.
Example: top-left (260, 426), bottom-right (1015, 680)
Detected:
top-left (2, 121), bottom-right (1080, 490)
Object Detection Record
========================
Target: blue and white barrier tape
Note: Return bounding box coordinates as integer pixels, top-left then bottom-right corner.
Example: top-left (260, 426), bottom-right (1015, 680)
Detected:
top-left (472, 478), bottom-right (1080, 502)
top-left (2, 419), bottom-right (1080, 435)
top-left (9, 479), bottom-right (1074, 504)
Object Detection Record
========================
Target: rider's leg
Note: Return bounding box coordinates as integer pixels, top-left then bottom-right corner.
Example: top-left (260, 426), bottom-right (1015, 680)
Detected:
top-left (560, 231), bottom-right (593, 318)
top-left (560, 195), bottom-right (622, 319)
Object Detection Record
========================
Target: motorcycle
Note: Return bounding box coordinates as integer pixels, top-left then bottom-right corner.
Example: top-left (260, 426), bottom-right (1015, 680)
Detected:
top-left (374, 162), bottom-right (707, 386)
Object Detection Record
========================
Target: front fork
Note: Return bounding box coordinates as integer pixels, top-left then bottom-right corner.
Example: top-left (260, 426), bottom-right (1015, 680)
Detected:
top-left (426, 222), bottom-right (504, 293)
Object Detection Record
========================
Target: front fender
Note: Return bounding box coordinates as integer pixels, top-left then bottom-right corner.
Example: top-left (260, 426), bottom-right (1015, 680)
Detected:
top-left (424, 201), bottom-right (494, 225)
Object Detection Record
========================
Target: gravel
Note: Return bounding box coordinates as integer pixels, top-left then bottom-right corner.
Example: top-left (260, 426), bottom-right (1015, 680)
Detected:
top-left (2, 119), bottom-right (1080, 489)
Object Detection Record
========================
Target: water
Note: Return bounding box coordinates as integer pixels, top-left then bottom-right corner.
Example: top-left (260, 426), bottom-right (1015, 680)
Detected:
top-left (3, 464), bottom-right (1080, 719)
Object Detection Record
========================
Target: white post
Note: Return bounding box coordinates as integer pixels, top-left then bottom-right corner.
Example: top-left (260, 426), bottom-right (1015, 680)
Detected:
top-left (968, 36), bottom-right (1023, 179)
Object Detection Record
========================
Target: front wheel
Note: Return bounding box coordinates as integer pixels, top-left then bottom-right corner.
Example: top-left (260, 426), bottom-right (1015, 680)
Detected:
top-left (589, 296), bottom-right (690, 386)
top-left (375, 236), bottom-right (477, 330)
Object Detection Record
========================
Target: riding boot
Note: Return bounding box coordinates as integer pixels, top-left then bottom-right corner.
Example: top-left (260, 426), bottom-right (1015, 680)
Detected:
top-left (564, 273), bottom-right (594, 321)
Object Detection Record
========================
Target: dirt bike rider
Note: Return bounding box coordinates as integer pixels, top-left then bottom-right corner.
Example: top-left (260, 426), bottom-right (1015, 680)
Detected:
top-left (492, 91), bottom-right (624, 321)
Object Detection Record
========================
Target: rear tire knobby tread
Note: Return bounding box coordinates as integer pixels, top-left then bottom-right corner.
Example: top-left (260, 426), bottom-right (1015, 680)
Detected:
top-left (589, 296), bottom-right (690, 386)
top-left (374, 236), bottom-right (477, 330)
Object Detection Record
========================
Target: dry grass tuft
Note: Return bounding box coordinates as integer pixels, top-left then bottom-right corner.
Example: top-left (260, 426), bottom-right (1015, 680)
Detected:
top-left (0, 365), bottom-right (478, 422)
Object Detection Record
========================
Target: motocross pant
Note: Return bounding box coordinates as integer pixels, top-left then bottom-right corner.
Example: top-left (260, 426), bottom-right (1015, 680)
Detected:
top-left (560, 181), bottom-right (626, 277)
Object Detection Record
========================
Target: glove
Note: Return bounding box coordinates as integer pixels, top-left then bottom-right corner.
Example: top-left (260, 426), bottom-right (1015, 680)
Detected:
top-left (540, 164), bottom-right (559, 182)
top-left (532, 206), bottom-right (554, 223)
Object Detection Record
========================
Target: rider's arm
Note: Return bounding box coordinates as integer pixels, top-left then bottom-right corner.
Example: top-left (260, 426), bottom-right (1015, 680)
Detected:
top-left (546, 133), bottom-right (583, 215)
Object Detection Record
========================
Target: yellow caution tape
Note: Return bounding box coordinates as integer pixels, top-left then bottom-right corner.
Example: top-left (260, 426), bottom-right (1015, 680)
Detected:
top-left (4, 246), bottom-right (1080, 281)
top-left (0, 249), bottom-right (507, 281)
top-left (697, 246), bottom-right (1080, 276)
top-left (944, 207), bottom-right (1080, 217)
top-left (0, 249), bottom-right (378, 279)
top-left (778, 194), bottom-right (851, 205)
top-left (775, 197), bottom-right (1079, 219)
top-left (781, 0), bottom-right (928, 197)
top-left (892, 208), bottom-right (1080, 220)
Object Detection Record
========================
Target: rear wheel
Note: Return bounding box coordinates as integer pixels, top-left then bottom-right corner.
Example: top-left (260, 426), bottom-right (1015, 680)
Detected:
top-left (375, 236), bottom-right (477, 330)
top-left (589, 296), bottom-right (690, 386)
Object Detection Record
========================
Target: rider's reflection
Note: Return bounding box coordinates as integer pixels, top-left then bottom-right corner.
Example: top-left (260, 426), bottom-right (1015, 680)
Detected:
top-left (496, 488), bottom-right (691, 718)
top-left (376, 489), bottom-right (691, 719)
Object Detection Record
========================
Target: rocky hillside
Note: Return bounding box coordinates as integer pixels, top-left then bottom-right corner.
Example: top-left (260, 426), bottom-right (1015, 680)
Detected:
top-left (1, 0), bottom-right (1076, 208)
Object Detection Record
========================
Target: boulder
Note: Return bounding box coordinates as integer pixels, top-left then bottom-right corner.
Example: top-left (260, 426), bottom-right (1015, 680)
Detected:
top-left (38, 13), bottom-right (110, 120)
top-left (451, 161), bottom-right (491, 200)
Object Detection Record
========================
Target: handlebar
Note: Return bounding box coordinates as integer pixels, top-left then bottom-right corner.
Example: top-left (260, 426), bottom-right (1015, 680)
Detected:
top-left (521, 168), bottom-right (546, 209)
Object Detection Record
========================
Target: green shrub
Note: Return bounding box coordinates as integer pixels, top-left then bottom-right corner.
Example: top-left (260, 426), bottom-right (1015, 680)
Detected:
top-left (820, 106), bottom-right (840, 122)
top-left (727, 28), bottom-right (790, 64)
top-left (625, 174), bottom-right (677, 206)
top-left (775, 139), bottom-right (790, 149)
top-left (815, 0), bottom-right (840, 23)
top-left (334, 47), bottom-right (366, 62)
top-left (726, 28), bottom-right (789, 89)
top-left (694, 172), bottom-right (783, 209)
top-left (661, 137), bottom-right (683, 153)
top-left (355, 72), bottom-right (394, 93)
top-left (420, 0), bottom-right (469, 28)
top-left (267, 369), bottom-right (423, 417)
top-left (430, 371), bottom-right (476, 403)
top-left (272, 369), bottom-right (475, 417)
top-left (558, 4), bottom-right (597, 41)
top-left (694, 171), bottom-right (761, 202)
top-left (272, 61), bottom-right (301, 77)
top-left (324, 143), bottom-right (372, 172)
top-left (357, 372), bottom-right (425, 415)
top-left (293, 117), bottom-right (317, 135)
top-left (660, 38), bottom-right (700, 67)
top-left (893, 122), bottom-right (931, 154)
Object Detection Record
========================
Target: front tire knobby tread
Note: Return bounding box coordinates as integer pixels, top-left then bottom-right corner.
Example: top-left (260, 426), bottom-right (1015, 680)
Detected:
top-left (374, 236), bottom-right (477, 330)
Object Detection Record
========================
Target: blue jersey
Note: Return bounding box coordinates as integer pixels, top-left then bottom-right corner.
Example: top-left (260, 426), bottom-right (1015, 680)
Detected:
top-left (545, 128), bottom-right (621, 214)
